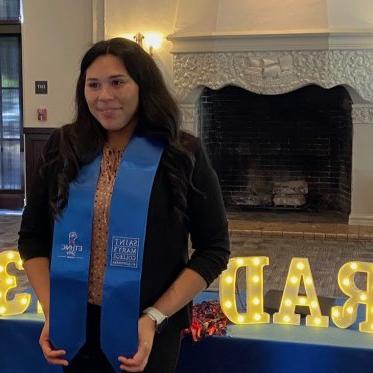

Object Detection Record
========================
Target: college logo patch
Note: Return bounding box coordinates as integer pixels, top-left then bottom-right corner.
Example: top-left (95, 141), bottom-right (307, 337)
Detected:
top-left (110, 236), bottom-right (140, 268)
top-left (59, 231), bottom-right (84, 259)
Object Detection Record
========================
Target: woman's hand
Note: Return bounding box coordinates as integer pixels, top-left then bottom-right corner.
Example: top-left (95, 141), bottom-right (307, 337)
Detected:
top-left (39, 318), bottom-right (69, 367)
top-left (118, 314), bottom-right (156, 372)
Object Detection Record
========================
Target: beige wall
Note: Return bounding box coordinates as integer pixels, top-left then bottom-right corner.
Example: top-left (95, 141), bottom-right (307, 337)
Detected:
top-left (173, 0), bottom-right (219, 34)
top-left (22, 0), bottom-right (93, 127)
top-left (351, 122), bottom-right (373, 223)
top-left (216, 0), bottom-right (328, 32)
top-left (105, 0), bottom-right (177, 89)
top-left (328, 0), bottom-right (373, 29)
top-left (172, 0), bottom-right (373, 34)
top-left (173, 0), bottom-right (328, 34)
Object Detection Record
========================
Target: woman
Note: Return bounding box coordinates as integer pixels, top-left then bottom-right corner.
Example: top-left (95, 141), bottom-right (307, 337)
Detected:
top-left (18, 37), bottom-right (229, 373)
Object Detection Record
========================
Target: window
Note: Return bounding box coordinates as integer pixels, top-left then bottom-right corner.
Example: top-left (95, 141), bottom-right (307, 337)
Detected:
top-left (0, 36), bottom-right (22, 190)
top-left (0, 0), bottom-right (23, 206)
top-left (0, 0), bottom-right (21, 22)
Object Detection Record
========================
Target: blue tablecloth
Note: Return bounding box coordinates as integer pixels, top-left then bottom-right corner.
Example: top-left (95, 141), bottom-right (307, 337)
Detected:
top-left (178, 291), bottom-right (373, 373)
top-left (177, 333), bottom-right (373, 373)
top-left (0, 313), bottom-right (60, 373)
top-left (1, 291), bottom-right (373, 373)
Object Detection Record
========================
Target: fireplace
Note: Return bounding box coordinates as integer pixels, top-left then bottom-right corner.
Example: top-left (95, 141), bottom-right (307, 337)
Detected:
top-left (200, 85), bottom-right (352, 217)
top-left (168, 31), bottom-right (373, 225)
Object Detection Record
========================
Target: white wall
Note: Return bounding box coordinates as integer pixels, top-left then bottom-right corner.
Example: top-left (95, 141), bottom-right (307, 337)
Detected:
top-left (22, 0), bottom-right (93, 127)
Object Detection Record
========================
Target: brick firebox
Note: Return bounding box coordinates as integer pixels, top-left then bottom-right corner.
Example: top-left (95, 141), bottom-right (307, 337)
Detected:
top-left (200, 85), bottom-right (352, 218)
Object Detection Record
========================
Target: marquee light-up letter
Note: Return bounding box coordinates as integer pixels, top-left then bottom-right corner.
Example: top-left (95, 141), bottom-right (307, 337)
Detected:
top-left (220, 256), bottom-right (270, 324)
top-left (0, 250), bottom-right (31, 316)
top-left (37, 301), bottom-right (44, 314)
top-left (331, 261), bottom-right (373, 333)
top-left (273, 258), bottom-right (329, 327)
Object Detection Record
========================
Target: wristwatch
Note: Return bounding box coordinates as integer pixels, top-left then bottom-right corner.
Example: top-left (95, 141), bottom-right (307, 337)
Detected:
top-left (143, 306), bottom-right (168, 333)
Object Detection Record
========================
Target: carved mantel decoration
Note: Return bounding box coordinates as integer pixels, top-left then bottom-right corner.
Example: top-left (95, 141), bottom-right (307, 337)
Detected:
top-left (352, 104), bottom-right (373, 124)
top-left (174, 50), bottom-right (373, 101)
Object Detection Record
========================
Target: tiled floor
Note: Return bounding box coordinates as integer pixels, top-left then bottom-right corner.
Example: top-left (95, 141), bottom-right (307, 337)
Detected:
top-left (2, 210), bottom-right (372, 248)
top-left (220, 232), bottom-right (373, 297)
top-left (0, 213), bottom-right (28, 294)
top-left (228, 211), bottom-right (373, 241)
top-left (0, 213), bottom-right (21, 250)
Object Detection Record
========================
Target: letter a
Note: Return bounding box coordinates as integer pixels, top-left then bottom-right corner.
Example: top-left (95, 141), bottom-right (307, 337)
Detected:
top-left (273, 258), bottom-right (329, 327)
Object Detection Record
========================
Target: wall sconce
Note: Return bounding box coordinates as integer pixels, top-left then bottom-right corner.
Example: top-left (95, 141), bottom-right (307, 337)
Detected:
top-left (132, 32), bottom-right (162, 56)
top-left (133, 32), bottom-right (144, 47)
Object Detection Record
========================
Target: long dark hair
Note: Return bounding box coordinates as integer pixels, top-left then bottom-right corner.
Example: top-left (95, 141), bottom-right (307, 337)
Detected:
top-left (44, 37), bottom-right (195, 220)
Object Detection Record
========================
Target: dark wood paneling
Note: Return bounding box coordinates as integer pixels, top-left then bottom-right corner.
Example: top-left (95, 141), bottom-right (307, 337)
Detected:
top-left (0, 192), bottom-right (23, 209)
top-left (24, 127), bottom-right (55, 200)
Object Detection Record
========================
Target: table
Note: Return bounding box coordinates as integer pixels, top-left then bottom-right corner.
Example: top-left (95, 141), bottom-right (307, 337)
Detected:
top-left (1, 294), bottom-right (373, 373)
top-left (177, 323), bottom-right (373, 373)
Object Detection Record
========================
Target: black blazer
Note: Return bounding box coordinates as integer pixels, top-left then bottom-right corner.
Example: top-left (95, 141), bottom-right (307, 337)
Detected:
top-left (18, 127), bottom-right (230, 329)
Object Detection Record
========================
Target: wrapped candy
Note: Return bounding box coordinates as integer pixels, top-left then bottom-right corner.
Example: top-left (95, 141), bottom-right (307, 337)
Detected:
top-left (184, 300), bottom-right (229, 341)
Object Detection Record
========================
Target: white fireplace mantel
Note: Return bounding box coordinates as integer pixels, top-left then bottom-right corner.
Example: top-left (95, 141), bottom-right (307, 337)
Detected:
top-left (168, 30), bottom-right (373, 53)
top-left (168, 30), bottom-right (373, 103)
top-left (168, 30), bottom-right (373, 225)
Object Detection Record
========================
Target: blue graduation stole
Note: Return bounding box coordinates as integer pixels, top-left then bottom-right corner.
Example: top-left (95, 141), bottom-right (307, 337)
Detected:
top-left (50, 135), bottom-right (164, 372)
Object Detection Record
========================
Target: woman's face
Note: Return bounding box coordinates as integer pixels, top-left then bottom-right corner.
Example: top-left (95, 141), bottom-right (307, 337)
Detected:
top-left (84, 54), bottom-right (139, 136)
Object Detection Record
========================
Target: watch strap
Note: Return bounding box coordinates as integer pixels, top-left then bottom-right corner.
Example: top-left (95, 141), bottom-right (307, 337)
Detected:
top-left (143, 307), bottom-right (168, 333)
